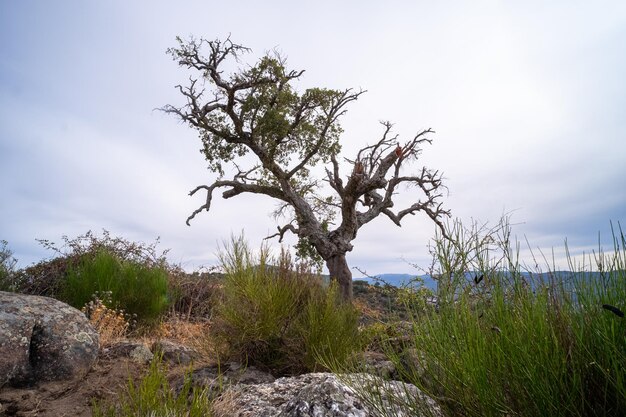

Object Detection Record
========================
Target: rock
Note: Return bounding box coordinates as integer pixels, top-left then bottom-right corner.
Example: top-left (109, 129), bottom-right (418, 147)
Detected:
top-left (174, 362), bottom-right (275, 396)
top-left (152, 339), bottom-right (199, 365)
top-left (0, 291), bottom-right (99, 387)
top-left (213, 372), bottom-right (443, 417)
top-left (359, 351), bottom-right (397, 379)
top-left (103, 340), bottom-right (153, 364)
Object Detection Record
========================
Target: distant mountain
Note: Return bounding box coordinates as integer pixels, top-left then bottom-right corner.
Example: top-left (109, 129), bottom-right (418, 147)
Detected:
top-left (354, 270), bottom-right (615, 292)
top-left (354, 273), bottom-right (437, 291)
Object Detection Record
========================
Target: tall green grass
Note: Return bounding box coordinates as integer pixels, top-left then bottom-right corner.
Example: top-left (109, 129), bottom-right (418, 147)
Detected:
top-left (211, 235), bottom-right (361, 375)
top-left (92, 355), bottom-right (214, 416)
top-left (347, 218), bottom-right (626, 417)
top-left (61, 249), bottom-right (170, 325)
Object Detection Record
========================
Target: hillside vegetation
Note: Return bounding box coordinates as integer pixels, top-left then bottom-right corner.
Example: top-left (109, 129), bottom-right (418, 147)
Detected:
top-left (1, 219), bottom-right (624, 416)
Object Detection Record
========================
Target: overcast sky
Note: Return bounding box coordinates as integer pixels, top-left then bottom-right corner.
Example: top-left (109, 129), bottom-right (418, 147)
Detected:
top-left (1, 1), bottom-right (625, 276)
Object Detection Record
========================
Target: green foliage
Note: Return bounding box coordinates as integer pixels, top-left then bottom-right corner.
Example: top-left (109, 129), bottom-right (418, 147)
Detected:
top-left (14, 230), bottom-right (170, 298)
top-left (298, 282), bottom-right (361, 371)
top-left (212, 235), bottom-right (361, 375)
top-left (0, 240), bottom-right (18, 291)
top-left (61, 249), bottom-right (169, 325)
top-left (92, 355), bottom-right (213, 417)
top-left (166, 38), bottom-right (344, 180)
top-left (394, 270), bottom-right (626, 417)
top-left (350, 218), bottom-right (626, 417)
top-left (294, 235), bottom-right (324, 273)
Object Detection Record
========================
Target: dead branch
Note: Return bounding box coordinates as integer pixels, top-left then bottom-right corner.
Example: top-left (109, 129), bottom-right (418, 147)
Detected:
top-left (186, 180), bottom-right (288, 225)
top-left (265, 223), bottom-right (299, 242)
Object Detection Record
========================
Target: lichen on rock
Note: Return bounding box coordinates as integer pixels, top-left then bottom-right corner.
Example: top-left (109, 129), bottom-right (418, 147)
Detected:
top-left (0, 291), bottom-right (99, 387)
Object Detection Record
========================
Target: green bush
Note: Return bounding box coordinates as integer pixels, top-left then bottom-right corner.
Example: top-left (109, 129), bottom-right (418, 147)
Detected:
top-left (15, 230), bottom-right (171, 298)
top-left (212, 235), bottom-right (361, 375)
top-left (61, 249), bottom-right (170, 325)
top-left (0, 240), bottom-right (18, 291)
top-left (298, 282), bottom-right (361, 371)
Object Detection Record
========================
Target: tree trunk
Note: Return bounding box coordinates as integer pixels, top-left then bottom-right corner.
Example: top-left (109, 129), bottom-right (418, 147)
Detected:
top-left (326, 254), bottom-right (353, 302)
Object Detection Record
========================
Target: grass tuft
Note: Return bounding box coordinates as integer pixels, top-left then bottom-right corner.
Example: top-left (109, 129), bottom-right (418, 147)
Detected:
top-left (92, 355), bottom-right (214, 416)
top-left (339, 217), bottom-right (626, 417)
top-left (210, 234), bottom-right (361, 375)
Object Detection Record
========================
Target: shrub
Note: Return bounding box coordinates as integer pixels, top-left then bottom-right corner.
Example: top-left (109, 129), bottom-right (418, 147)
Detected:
top-left (15, 255), bottom-right (78, 297)
top-left (61, 249), bottom-right (169, 325)
top-left (298, 281), bottom-right (361, 371)
top-left (16, 230), bottom-right (170, 298)
top-left (39, 229), bottom-right (169, 266)
top-left (349, 218), bottom-right (626, 417)
top-left (211, 235), bottom-right (361, 375)
top-left (82, 291), bottom-right (133, 345)
top-left (167, 267), bottom-right (223, 319)
top-left (0, 240), bottom-right (18, 291)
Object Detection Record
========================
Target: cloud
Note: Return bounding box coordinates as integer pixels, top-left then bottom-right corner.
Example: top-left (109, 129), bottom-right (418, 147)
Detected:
top-left (1, 1), bottom-right (624, 274)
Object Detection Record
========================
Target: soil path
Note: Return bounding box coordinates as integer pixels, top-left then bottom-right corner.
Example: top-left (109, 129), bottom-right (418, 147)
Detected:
top-left (0, 353), bottom-right (182, 417)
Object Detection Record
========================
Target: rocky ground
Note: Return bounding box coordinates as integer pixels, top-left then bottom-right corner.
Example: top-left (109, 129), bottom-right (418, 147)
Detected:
top-left (0, 333), bottom-right (219, 417)
top-left (0, 352), bottom-right (148, 417)
top-left (0, 283), bottom-right (437, 417)
top-left (0, 340), bottom-right (439, 417)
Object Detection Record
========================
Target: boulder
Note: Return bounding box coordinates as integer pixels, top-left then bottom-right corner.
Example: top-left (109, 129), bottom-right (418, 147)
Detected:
top-left (152, 339), bottom-right (199, 365)
top-left (174, 361), bottom-right (275, 396)
top-left (0, 291), bottom-right (99, 387)
top-left (103, 340), bottom-right (153, 364)
top-left (212, 372), bottom-right (443, 417)
top-left (359, 351), bottom-right (397, 379)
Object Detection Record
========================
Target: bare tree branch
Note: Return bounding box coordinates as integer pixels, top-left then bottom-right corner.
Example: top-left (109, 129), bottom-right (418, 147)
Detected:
top-left (165, 36), bottom-right (450, 301)
top-left (186, 180), bottom-right (288, 225)
top-left (265, 223), bottom-right (299, 242)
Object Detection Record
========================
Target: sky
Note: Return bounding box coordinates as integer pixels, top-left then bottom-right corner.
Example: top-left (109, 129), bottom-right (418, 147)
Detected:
top-left (1, 1), bottom-right (625, 276)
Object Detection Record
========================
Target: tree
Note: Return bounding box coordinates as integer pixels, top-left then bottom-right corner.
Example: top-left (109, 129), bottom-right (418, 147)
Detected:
top-left (163, 37), bottom-right (449, 301)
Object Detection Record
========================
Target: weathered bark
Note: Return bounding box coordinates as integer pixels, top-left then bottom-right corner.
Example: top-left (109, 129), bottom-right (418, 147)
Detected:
top-left (326, 254), bottom-right (352, 301)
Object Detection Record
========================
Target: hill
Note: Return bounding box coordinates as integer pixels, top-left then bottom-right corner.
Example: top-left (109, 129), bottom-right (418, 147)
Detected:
top-left (354, 273), bottom-right (437, 291)
top-left (354, 270), bottom-right (612, 293)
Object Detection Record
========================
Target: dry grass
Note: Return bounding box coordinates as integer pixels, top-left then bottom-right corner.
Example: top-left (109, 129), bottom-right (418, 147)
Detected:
top-left (210, 389), bottom-right (240, 417)
top-left (353, 298), bottom-right (383, 323)
top-left (150, 313), bottom-right (213, 352)
top-left (82, 292), bottom-right (131, 346)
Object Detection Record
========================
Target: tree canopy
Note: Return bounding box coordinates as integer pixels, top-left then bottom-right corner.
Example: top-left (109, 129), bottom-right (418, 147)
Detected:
top-left (164, 37), bottom-right (449, 300)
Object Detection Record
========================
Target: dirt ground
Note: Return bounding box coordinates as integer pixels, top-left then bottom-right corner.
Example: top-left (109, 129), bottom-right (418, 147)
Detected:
top-left (0, 353), bottom-right (163, 417)
top-left (0, 318), bottom-right (212, 417)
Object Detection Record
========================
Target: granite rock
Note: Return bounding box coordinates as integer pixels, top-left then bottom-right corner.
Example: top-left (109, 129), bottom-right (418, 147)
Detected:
top-left (0, 291), bottom-right (99, 387)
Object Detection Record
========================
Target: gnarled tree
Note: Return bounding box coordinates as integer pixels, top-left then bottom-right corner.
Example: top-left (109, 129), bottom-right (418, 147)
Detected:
top-left (163, 37), bottom-right (449, 301)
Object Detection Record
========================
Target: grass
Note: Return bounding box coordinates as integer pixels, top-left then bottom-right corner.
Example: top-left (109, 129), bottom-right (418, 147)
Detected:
top-left (5, 223), bottom-right (625, 416)
top-left (211, 234), bottom-right (361, 375)
top-left (92, 354), bottom-right (215, 417)
top-left (346, 217), bottom-right (626, 417)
